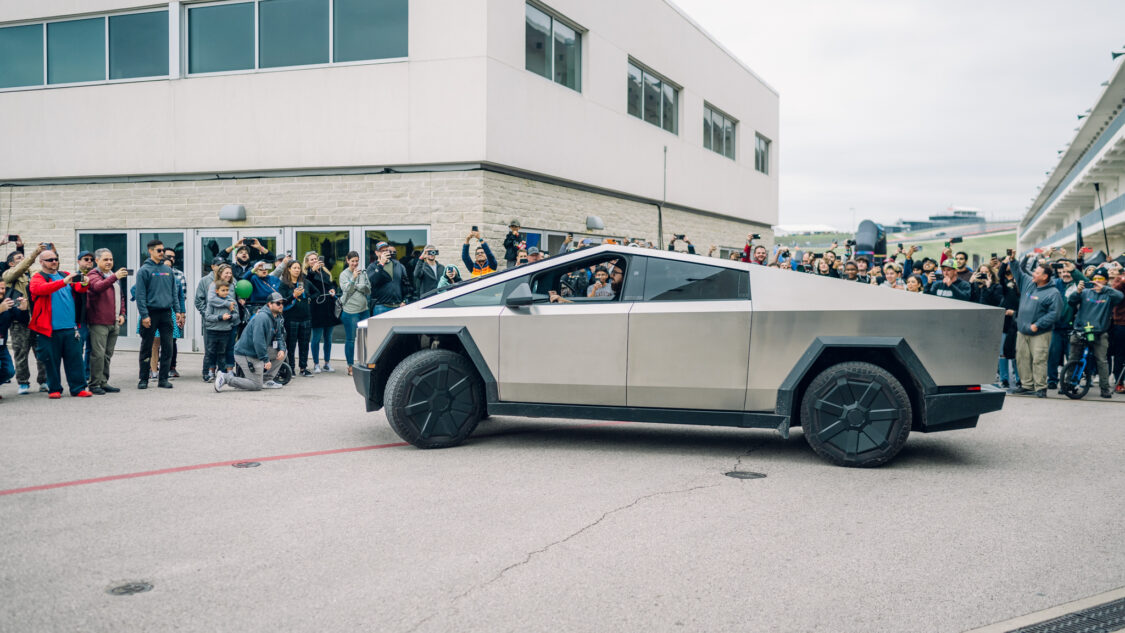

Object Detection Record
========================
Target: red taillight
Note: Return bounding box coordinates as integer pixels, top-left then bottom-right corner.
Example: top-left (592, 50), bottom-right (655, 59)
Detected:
top-left (967, 386), bottom-right (981, 392)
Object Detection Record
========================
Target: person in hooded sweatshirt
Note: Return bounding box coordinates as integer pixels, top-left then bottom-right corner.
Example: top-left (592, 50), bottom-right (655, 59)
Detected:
top-left (202, 280), bottom-right (241, 381)
top-left (214, 291), bottom-right (286, 393)
top-left (1067, 266), bottom-right (1124, 398)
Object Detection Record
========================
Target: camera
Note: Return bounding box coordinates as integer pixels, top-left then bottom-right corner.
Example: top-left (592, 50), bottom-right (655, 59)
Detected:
top-left (674, 234), bottom-right (685, 240)
top-left (845, 239), bottom-right (856, 247)
top-left (72, 272), bottom-right (84, 283)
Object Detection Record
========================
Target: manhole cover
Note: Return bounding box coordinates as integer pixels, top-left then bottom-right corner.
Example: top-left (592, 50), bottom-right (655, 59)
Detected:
top-left (725, 471), bottom-right (766, 480)
top-left (107, 582), bottom-right (152, 596)
top-left (232, 462), bottom-right (261, 468)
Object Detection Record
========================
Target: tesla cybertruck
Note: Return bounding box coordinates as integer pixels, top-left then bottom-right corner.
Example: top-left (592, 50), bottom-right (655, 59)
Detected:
top-left (352, 245), bottom-right (1004, 467)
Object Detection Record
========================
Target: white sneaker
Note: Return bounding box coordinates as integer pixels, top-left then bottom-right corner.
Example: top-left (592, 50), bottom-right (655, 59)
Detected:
top-left (313, 365), bottom-right (322, 374)
top-left (263, 380), bottom-right (283, 389)
top-left (213, 372), bottom-right (226, 392)
top-left (17, 384), bottom-right (30, 395)
top-left (322, 364), bottom-right (335, 373)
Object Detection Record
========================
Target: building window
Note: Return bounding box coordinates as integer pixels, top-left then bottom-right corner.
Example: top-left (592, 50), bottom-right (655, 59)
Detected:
top-left (525, 3), bottom-right (581, 92)
top-left (0, 9), bottom-right (168, 90)
top-left (187, 0), bottom-right (408, 75)
top-left (755, 134), bottom-right (771, 174)
top-left (627, 60), bottom-right (677, 134)
top-left (704, 105), bottom-right (736, 160)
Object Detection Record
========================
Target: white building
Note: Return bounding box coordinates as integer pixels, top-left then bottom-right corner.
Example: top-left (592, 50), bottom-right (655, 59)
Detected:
top-left (1018, 58), bottom-right (1125, 258)
top-left (0, 0), bottom-right (779, 351)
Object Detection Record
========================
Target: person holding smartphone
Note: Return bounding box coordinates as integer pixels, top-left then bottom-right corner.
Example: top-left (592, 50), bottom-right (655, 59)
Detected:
top-left (28, 250), bottom-right (91, 398)
top-left (2, 241), bottom-right (48, 394)
top-left (85, 248), bottom-right (128, 394)
top-left (338, 251), bottom-right (370, 376)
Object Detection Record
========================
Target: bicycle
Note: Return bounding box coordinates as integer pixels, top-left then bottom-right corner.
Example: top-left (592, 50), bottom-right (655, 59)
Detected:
top-left (1060, 323), bottom-right (1095, 400)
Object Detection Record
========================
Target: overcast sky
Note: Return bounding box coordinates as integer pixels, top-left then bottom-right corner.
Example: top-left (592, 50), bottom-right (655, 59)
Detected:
top-left (673, 0), bottom-right (1125, 230)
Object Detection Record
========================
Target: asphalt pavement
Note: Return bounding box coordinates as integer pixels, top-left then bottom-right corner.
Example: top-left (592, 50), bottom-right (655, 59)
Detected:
top-left (0, 351), bottom-right (1122, 633)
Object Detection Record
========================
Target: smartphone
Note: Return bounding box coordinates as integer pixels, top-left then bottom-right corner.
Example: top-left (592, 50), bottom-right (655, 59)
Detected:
top-left (751, 233), bottom-right (762, 240)
top-left (41, 242), bottom-right (55, 251)
top-left (915, 245), bottom-right (923, 251)
top-left (125, 268), bottom-right (135, 275)
top-left (950, 237), bottom-right (964, 244)
top-left (674, 234), bottom-right (685, 240)
top-left (471, 225), bottom-right (478, 232)
top-left (991, 253), bottom-right (998, 259)
top-left (898, 243), bottom-right (903, 250)
top-left (6, 234), bottom-right (17, 241)
top-left (286, 250), bottom-right (292, 257)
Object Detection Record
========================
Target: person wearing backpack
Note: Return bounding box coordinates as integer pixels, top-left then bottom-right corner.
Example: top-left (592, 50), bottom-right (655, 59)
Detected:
top-left (28, 250), bottom-right (91, 399)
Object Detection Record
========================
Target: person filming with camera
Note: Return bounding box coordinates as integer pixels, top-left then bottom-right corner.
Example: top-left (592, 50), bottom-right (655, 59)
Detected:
top-left (28, 250), bottom-right (91, 399)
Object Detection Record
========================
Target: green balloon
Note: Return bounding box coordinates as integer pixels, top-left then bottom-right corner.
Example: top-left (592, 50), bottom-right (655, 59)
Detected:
top-left (235, 279), bottom-right (253, 299)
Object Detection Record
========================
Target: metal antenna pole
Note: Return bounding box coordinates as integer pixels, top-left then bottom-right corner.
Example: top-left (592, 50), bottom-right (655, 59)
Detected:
top-left (658, 145), bottom-right (667, 249)
top-left (1094, 183), bottom-right (1111, 254)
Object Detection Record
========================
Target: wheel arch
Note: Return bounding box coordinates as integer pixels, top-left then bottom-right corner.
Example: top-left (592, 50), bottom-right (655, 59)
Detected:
top-left (363, 326), bottom-right (497, 411)
top-left (775, 337), bottom-right (935, 432)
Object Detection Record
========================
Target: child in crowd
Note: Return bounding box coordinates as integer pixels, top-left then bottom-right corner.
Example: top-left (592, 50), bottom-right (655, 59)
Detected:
top-left (202, 281), bottom-right (240, 381)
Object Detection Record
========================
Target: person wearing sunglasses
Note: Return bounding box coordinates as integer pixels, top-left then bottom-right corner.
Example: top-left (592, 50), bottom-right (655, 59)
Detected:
top-left (215, 292), bottom-right (288, 392)
top-left (27, 250), bottom-right (91, 399)
top-left (412, 245), bottom-right (447, 297)
top-left (135, 239), bottom-right (178, 390)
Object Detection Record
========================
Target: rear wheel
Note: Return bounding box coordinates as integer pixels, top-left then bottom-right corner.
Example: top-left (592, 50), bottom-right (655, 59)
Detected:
top-left (384, 349), bottom-right (485, 449)
top-left (1060, 359), bottom-right (1091, 399)
top-left (800, 361), bottom-right (913, 468)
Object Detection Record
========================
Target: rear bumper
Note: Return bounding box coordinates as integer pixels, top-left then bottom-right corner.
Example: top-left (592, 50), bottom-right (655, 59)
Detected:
top-left (352, 365), bottom-right (382, 412)
top-left (920, 386), bottom-right (1005, 433)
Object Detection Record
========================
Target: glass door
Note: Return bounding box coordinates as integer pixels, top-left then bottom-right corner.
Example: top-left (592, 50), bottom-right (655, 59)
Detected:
top-left (195, 230), bottom-right (238, 351)
top-left (77, 231), bottom-right (137, 345)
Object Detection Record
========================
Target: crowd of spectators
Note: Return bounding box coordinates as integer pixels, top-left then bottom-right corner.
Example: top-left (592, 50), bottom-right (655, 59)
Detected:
top-left (2, 229), bottom-right (1124, 401)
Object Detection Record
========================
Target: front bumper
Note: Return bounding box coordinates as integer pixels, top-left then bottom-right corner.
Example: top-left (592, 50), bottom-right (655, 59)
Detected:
top-left (352, 365), bottom-right (382, 412)
top-left (920, 386), bottom-right (1005, 433)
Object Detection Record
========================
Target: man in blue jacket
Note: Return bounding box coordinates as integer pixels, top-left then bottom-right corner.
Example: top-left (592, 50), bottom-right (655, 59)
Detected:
top-left (1067, 267), bottom-right (1124, 398)
top-left (215, 292), bottom-right (286, 392)
top-left (1010, 254), bottom-right (1063, 398)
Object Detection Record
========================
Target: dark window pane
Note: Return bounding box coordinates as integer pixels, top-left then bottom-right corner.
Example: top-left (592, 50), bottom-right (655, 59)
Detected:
top-left (260, 0), bottom-right (328, 68)
top-left (47, 18), bottom-right (105, 84)
top-left (140, 232), bottom-right (185, 273)
top-left (189, 3), bottom-right (254, 74)
top-left (703, 108), bottom-right (712, 150)
top-left (724, 117), bottom-right (735, 159)
top-left (0, 24), bottom-right (44, 88)
top-left (334, 0), bottom-right (408, 62)
top-left (109, 11), bottom-right (168, 79)
top-left (365, 229), bottom-right (427, 267)
top-left (643, 259), bottom-right (747, 302)
top-left (441, 282), bottom-right (507, 308)
top-left (524, 3), bottom-right (549, 79)
top-left (643, 71), bottom-right (660, 127)
top-left (627, 62), bottom-right (642, 118)
top-left (661, 82), bottom-right (676, 133)
top-left (552, 18), bottom-right (579, 91)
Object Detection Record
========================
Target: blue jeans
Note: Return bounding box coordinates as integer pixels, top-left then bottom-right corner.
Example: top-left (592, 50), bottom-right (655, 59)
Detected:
top-left (370, 304), bottom-right (396, 317)
top-left (78, 324), bottom-right (90, 382)
top-left (0, 346), bottom-right (14, 386)
top-left (997, 333), bottom-right (1019, 385)
top-left (311, 325), bottom-right (334, 365)
top-left (37, 328), bottom-right (88, 395)
top-left (341, 311), bottom-right (364, 367)
top-left (1047, 329), bottom-right (1068, 383)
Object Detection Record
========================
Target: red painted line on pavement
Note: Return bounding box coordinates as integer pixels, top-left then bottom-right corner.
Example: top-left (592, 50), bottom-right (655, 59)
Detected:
top-left (0, 442), bottom-right (409, 497)
top-left (0, 420), bottom-right (633, 498)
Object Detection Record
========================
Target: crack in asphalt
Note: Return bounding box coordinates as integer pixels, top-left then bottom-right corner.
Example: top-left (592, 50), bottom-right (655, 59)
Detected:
top-left (402, 482), bottom-right (720, 633)
top-left (731, 439), bottom-right (766, 472)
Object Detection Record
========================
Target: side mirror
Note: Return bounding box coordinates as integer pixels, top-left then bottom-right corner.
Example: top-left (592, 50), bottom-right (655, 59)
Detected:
top-left (505, 282), bottom-right (533, 308)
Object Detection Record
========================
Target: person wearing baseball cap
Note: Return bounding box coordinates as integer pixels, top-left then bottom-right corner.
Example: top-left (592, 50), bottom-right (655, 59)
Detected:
top-left (527, 246), bottom-right (544, 264)
top-left (925, 258), bottom-right (973, 302)
top-left (74, 250), bottom-right (96, 380)
top-left (1067, 266), bottom-right (1124, 398)
top-left (216, 291), bottom-right (287, 392)
top-left (366, 241), bottom-right (413, 315)
top-left (503, 219), bottom-right (523, 270)
top-left (243, 260), bottom-right (281, 316)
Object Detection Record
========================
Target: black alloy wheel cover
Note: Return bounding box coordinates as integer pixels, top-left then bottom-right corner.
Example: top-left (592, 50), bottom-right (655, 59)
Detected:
top-left (809, 375), bottom-right (903, 462)
top-left (401, 362), bottom-right (478, 440)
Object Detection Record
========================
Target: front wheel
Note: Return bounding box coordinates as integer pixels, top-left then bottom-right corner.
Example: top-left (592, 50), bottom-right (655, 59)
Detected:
top-left (1060, 359), bottom-right (1091, 399)
top-left (384, 349), bottom-right (485, 449)
top-left (800, 361), bottom-right (913, 468)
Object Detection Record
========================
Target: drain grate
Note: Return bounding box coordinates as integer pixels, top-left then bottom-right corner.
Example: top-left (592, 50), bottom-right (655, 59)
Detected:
top-left (1010, 596), bottom-right (1125, 633)
top-left (107, 582), bottom-right (152, 596)
top-left (232, 462), bottom-right (261, 468)
top-left (724, 471), bottom-right (766, 480)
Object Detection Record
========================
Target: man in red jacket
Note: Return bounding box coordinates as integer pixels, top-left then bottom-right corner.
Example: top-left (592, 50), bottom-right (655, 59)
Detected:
top-left (29, 250), bottom-right (91, 399)
top-left (85, 248), bottom-right (128, 395)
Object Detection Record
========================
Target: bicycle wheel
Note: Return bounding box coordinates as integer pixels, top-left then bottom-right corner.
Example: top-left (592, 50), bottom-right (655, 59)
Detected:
top-left (1061, 359), bottom-right (1091, 399)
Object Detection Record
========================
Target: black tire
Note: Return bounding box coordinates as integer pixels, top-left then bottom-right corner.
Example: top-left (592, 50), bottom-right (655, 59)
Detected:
top-left (275, 362), bottom-right (293, 386)
top-left (799, 361), bottom-right (913, 468)
top-left (384, 349), bottom-right (485, 449)
top-left (1060, 360), bottom-right (1091, 400)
